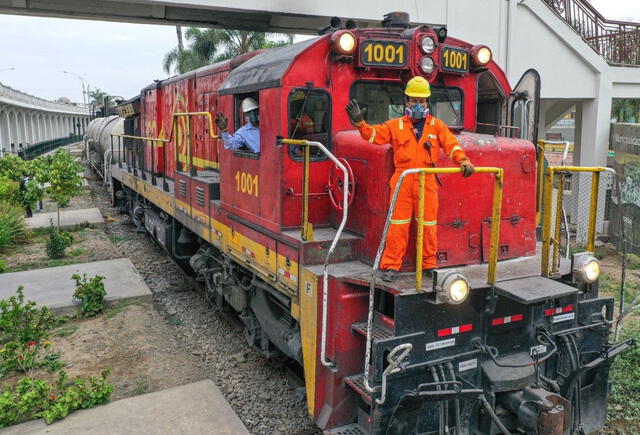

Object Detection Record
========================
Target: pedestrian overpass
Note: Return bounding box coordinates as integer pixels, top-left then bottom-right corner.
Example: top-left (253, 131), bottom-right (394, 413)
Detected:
top-left (0, 82), bottom-right (90, 157)
top-left (1, 0), bottom-right (639, 166)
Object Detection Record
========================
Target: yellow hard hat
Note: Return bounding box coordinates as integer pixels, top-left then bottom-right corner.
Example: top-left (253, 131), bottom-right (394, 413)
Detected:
top-left (405, 76), bottom-right (431, 98)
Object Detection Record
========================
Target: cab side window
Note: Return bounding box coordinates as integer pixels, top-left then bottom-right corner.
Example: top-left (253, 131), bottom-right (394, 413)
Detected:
top-left (229, 92), bottom-right (260, 158)
top-left (288, 89), bottom-right (331, 160)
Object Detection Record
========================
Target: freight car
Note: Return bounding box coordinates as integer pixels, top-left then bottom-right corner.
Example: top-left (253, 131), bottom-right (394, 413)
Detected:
top-left (104, 12), bottom-right (630, 434)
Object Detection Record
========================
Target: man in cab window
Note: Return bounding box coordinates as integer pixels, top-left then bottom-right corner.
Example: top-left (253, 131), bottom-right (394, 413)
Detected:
top-left (345, 76), bottom-right (475, 282)
top-left (215, 97), bottom-right (260, 153)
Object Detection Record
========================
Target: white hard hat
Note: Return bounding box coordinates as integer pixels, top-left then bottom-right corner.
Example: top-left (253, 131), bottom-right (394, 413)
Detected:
top-left (241, 97), bottom-right (259, 113)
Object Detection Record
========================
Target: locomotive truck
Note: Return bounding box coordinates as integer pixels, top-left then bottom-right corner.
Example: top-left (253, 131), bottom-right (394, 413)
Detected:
top-left (90, 11), bottom-right (631, 434)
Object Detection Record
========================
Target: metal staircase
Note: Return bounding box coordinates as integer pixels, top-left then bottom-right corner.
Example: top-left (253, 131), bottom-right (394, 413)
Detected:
top-left (543, 0), bottom-right (640, 65)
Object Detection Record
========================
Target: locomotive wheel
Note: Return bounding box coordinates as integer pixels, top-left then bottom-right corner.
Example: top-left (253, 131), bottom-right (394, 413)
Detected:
top-left (327, 158), bottom-right (355, 211)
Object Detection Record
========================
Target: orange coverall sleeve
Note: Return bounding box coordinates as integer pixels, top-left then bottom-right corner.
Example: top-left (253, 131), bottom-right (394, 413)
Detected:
top-left (357, 120), bottom-right (393, 145)
top-left (435, 118), bottom-right (468, 165)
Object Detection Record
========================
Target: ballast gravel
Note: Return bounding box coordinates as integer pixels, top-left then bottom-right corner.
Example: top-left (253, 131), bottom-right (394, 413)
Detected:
top-left (90, 178), bottom-right (320, 435)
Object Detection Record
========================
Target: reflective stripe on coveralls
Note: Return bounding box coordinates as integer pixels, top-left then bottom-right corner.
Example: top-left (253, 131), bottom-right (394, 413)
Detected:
top-left (358, 114), bottom-right (469, 271)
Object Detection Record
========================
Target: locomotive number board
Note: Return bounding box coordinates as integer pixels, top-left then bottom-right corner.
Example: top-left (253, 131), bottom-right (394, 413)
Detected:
top-left (360, 40), bottom-right (408, 68)
top-left (441, 46), bottom-right (469, 73)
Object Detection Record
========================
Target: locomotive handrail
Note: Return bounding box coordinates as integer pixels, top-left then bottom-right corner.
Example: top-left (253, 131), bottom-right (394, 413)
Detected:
top-left (281, 138), bottom-right (350, 370)
top-left (540, 165), bottom-right (613, 277)
top-left (111, 111), bottom-right (219, 191)
top-left (363, 166), bottom-right (504, 395)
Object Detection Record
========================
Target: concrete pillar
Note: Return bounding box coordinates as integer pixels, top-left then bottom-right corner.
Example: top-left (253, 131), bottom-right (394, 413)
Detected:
top-left (29, 112), bottom-right (36, 144)
top-left (571, 80), bottom-right (613, 245)
top-left (0, 107), bottom-right (6, 157)
top-left (48, 115), bottom-right (54, 140)
top-left (20, 111), bottom-right (29, 147)
top-left (7, 110), bottom-right (15, 153)
top-left (15, 111), bottom-right (24, 149)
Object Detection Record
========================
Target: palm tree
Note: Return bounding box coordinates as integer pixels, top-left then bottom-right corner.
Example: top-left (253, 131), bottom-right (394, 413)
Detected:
top-left (163, 28), bottom-right (294, 75)
top-left (213, 30), bottom-right (294, 61)
top-left (89, 89), bottom-right (108, 106)
top-left (163, 28), bottom-right (221, 75)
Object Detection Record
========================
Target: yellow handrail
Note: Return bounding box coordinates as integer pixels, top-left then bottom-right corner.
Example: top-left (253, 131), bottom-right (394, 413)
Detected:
top-left (112, 111), bottom-right (219, 177)
top-left (410, 167), bottom-right (504, 290)
top-left (281, 138), bottom-right (315, 242)
top-left (540, 166), bottom-right (606, 277)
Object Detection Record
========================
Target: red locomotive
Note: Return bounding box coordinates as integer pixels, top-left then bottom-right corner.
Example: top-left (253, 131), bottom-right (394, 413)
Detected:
top-left (100, 11), bottom-right (629, 434)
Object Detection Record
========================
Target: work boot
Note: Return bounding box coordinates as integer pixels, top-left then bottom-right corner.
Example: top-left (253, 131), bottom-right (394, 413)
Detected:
top-left (380, 269), bottom-right (399, 282)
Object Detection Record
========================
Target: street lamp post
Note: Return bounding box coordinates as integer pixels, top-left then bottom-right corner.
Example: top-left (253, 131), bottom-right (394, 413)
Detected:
top-left (62, 70), bottom-right (88, 106)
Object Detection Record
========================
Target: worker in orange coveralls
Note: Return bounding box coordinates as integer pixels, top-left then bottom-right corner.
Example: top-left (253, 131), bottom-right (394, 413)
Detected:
top-left (346, 76), bottom-right (475, 282)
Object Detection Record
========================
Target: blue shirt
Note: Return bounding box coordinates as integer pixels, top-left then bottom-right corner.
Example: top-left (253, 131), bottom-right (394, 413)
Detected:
top-left (221, 122), bottom-right (260, 153)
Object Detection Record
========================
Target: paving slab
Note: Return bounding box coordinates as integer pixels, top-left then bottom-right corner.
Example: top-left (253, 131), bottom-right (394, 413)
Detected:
top-left (25, 207), bottom-right (105, 230)
top-left (1, 379), bottom-right (250, 435)
top-left (0, 258), bottom-right (152, 315)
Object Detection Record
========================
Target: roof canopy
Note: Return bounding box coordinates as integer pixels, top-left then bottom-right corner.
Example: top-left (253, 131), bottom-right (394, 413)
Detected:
top-left (218, 37), bottom-right (320, 96)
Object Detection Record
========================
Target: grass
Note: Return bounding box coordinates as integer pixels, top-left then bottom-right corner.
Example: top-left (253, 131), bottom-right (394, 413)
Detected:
top-left (608, 320), bottom-right (640, 428)
top-left (599, 272), bottom-right (640, 306)
top-left (0, 202), bottom-right (27, 252)
top-left (5, 257), bottom-right (84, 273)
top-left (103, 299), bottom-right (145, 320)
top-left (52, 324), bottom-right (78, 338)
top-left (106, 233), bottom-right (135, 244)
top-left (68, 248), bottom-right (86, 257)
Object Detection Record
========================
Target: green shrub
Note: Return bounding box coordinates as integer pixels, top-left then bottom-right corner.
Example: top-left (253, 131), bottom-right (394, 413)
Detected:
top-left (45, 227), bottom-right (72, 260)
top-left (0, 202), bottom-right (27, 252)
top-left (0, 177), bottom-right (20, 205)
top-left (609, 321), bottom-right (640, 423)
top-left (627, 253), bottom-right (640, 270)
top-left (0, 259), bottom-right (5, 273)
top-left (0, 369), bottom-right (113, 427)
top-left (0, 286), bottom-right (57, 376)
top-left (72, 274), bottom-right (107, 317)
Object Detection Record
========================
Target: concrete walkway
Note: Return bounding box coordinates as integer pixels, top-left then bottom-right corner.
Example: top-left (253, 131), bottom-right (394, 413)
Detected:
top-left (0, 258), bottom-right (152, 315)
top-left (25, 207), bottom-right (105, 230)
top-left (1, 380), bottom-right (250, 434)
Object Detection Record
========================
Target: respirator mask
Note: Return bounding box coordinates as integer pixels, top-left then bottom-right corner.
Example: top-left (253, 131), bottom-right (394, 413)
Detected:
top-left (248, 110), bottom-right (259, 124)
top-left (404, 103), bottom-right (429, 120)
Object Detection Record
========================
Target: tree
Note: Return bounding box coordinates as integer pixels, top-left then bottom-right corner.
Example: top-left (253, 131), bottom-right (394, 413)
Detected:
top-left (45, 149), bottom-right (84, 229)
top-left (612, 99), bottom-right (639, 123)
top-left (89, 89), bottom-right (109, 108)
top-left (163, 28), bottom-right (294, 75)
top-left (213, 30), bottom-right (294, 61)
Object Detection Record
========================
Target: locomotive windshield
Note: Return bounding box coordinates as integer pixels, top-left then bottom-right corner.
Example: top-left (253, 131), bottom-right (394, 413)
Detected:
top-left (350, 81), bottom-right (463, 126)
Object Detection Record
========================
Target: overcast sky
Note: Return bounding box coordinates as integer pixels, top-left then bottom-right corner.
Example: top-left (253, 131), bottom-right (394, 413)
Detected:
top-left (0, 0), bottom-right (638, 104)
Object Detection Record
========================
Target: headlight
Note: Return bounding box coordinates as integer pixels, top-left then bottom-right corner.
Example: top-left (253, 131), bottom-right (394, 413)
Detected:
top-left (421, 36), bottom-right (435, 54)
top-left (471, 45), bottom-right (492, 66)
top-left (437, 272), bottom-right (470, 304)
top-left (331, 30), bottom-right (356, 55)
top-left (572, 253), bottom-right (600, 283)
top-left (420, 56), bottom-right (435, 74)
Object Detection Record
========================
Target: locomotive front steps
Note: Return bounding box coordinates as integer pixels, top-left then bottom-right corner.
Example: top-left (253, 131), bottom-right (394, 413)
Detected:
top-left (282, 227), bottom-right (362, 264)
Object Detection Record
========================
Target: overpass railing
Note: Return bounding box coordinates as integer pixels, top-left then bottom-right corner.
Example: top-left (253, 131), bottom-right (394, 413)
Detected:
top-left (17, 135), bottom-right (83, 160)
top-left (543, 0), bottom-right (640, 65)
